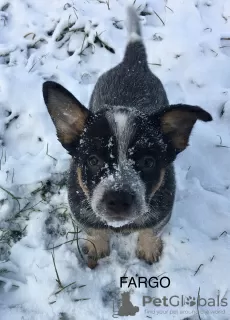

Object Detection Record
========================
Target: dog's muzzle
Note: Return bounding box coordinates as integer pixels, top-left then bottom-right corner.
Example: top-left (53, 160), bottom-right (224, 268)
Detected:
top-left (91, 165), bottom-right (147, 226)
top-left (102, 189), bottom-right (135, 219)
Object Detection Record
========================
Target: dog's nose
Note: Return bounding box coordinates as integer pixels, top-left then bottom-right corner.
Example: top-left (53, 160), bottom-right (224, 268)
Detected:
top-left (104, 190), bottom-right (134, 214)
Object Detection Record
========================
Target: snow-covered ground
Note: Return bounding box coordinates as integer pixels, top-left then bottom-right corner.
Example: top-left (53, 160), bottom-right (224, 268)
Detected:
top-left (0, 0), bottom-right (230, 319)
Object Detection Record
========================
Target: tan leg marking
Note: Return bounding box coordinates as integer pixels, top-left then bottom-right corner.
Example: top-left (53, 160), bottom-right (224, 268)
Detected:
top-left (83, 229), bottom-right (110, 269)
top-left (77, 167), bottom-right (89, 198)
top-left (136, 229), bottom-right (163, 264)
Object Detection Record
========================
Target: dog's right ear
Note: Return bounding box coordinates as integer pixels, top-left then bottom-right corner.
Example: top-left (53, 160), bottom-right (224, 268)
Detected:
top-left (157, 104), bottom-right (212, 153)
top-left (43, 81), bottom-right (91, 151)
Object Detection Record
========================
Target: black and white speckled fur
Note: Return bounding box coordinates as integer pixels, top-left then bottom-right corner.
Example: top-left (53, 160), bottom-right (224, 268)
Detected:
top-left (69, 7), bottom-right (175, 233)
top-left (42, 6), bottom-right (212, 266)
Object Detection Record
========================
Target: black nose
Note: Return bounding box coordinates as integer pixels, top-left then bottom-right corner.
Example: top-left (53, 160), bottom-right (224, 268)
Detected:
top-left (103, 190), bottom-right (134, 214)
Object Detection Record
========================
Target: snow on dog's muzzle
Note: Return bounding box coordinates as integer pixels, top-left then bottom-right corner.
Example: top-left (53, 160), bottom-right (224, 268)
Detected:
top-left (91, 167), bottom-right (147, 227)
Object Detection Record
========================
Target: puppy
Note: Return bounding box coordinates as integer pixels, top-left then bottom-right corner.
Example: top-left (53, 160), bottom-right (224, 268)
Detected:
top-left (42, 7), bottom-right (212, 268)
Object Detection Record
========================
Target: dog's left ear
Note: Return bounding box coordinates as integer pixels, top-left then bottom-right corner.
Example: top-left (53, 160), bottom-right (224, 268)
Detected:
top-left (43, 81), bottom-right (91, 151)
top-left (158, 104), bottom-right (212, 152)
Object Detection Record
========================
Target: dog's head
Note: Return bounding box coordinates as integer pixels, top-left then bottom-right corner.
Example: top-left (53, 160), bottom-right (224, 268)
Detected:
top-left (43, 81), bottom-right (212, 227)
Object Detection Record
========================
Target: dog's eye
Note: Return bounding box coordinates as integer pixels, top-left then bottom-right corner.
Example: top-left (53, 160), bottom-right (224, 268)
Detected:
top-left (139, 156), bottom-right (156, 169)
top-left (88, 155), bottom-right (100, 167)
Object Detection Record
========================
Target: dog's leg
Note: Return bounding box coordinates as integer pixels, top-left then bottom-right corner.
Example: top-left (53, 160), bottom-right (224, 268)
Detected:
top-left (136, 229), bottom-right (163, 264)
top-left (83, 229), bottom-right (110, 269)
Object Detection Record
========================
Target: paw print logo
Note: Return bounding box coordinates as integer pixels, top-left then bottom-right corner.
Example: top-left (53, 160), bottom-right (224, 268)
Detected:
top-left (185, 296), bottom-right (196, 307)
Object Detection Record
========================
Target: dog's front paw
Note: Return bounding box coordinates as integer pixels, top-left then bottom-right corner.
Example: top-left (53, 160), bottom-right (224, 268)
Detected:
top-left (82, 229), bottom-right (110, 269)
top-left (136, 229), bottom-right (163, 264)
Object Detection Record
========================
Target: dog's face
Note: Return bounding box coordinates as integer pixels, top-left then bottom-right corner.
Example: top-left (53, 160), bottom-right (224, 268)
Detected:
top-left (43, 81), bottom-right (212, 227)
top-left (76, 107), bottom-right (168, 227)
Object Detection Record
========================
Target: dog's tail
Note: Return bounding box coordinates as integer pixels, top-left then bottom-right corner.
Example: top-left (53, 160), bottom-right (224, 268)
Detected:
top-left (126, 6), bottom-right (142, 40)
top-left (123, 6), bottom-right (147, 66)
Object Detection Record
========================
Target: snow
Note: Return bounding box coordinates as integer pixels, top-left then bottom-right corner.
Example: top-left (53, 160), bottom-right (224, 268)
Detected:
top-left (0, 0), bottom-right (230, 319)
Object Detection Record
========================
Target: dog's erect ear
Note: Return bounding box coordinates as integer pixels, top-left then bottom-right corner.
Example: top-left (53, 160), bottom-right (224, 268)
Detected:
top-left (159, 104), bottom-right (212, 151)
top-left (43, 81), bottom-right (91, 149)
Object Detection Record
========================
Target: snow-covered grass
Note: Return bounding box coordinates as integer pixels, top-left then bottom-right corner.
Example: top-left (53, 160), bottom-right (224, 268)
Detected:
top-left (0, 0), bottom-right (230, 319)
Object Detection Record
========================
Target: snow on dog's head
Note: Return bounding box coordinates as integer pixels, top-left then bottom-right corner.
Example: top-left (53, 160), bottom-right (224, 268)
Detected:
top-left (42, 81), bottom-right (212, 228)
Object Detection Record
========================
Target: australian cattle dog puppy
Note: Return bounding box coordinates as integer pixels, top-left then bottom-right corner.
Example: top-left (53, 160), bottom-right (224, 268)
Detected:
top-left (42, 6), bottom-right (212, 268)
